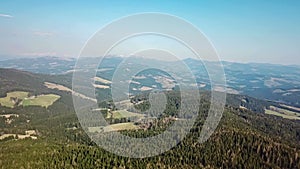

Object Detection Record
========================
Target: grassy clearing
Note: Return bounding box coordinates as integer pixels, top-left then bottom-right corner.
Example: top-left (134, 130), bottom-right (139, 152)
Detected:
top-left (92, 83), bottom-right (110, 89)
top-left (45, 82), bottom-right (97, 102)
top-left (108, 122), bottom-right (139, 131)
top-left (265, 108), bottom-right (300, 120)
top-left (0, 91), bottom-right (60, 108)
top-left (93, 76), bottom-right (112, 84)
top-left (0, 91), bottom-right (29, 108)
top-left (44, 82), bottom-right (72, 92)
top-left (279, 104), bottom-right (300, 112)
top-left (88, 122), bottom-right (139, 133)
top-left (111, 110), bottom-right (144, 119)
top-left (270, 106), bottom-right (300, 116)
top-left (23, 94), bottom-right (60, 108)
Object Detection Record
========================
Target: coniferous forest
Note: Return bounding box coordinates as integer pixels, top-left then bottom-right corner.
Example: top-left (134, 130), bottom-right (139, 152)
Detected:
top-left (0, 69), bottom-right (299, 169)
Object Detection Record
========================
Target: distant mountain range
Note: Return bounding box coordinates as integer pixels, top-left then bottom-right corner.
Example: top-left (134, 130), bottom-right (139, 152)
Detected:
top-left (0, 56), bottom-right (299, 107)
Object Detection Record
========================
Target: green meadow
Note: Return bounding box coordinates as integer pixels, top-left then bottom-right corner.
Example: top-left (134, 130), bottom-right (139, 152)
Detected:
top-left (0, 91), bottom-right (29, 108)
top-left (0, 91), bottom-right (60, 108)
top-left (111, 110), bottom-right (144, 119)
top-left (23, 94), bottom-right (61, 108)
top-left (265, 106), bottom-right (300, 120)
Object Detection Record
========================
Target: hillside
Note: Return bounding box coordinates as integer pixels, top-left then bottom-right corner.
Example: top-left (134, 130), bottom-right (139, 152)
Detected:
top-left (1, 56), bottom-right (300, 107)
top-left (0, 68), bottom-right (299, 168)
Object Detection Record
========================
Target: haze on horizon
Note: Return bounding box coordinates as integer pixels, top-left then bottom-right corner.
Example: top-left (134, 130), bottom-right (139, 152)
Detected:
top-left (0, 0), bottom-right (299, 65)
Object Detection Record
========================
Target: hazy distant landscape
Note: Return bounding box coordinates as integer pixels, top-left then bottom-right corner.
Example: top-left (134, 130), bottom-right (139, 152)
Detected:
top-left (1, 56), bottom-right (299, 106)
top-left (0, 56), bottom-right (299, 168)
top-left (1, 0), bottom-right (300, 168)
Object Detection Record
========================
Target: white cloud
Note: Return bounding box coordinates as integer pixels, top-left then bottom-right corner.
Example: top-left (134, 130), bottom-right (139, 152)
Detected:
top-left (0, 13), bottom-right (13, 18)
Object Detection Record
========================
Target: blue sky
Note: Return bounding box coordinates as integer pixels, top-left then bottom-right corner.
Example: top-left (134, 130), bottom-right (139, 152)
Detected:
top-left (0, 0), bottom-right (299, 64)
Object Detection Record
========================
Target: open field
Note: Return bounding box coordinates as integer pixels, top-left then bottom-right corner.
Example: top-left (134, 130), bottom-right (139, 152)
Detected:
top-left (115, 99), bottom-right (134, 109)
top-left (88, 122), bottom-right (139, 133)
top-left (23, 94), bottom-right (60, 108)
top-left (265, 107), bottom-right (300, 120)
top-left (154, 76), bottom-right (176, 89)
top-left (44, 82), bottom-right (72, 92)
top-left (269, 106), bottom-right (300, 116)
top-left (92, 83), bottom-right (110, 89)
top-left (93, 76), bottom-right (112, 84)
top-left (108, 122), bottom-right (139, 131)
top-left (0, 91), bottom-right (60, 108)
top-left (279, 104), bottom-right (300, 112)
top-left (0, 91), bottom-right (29, 108)
top-left (140, 86), bottom-right (153, 91)
top-left (44, 82), bottom-right (97, 102)
top-left (111, 110), bottom-right (144, 119)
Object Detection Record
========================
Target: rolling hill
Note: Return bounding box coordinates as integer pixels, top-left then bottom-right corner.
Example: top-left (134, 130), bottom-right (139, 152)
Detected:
top-left (0, 68), bottom-right (299, 168)
top-left (1, 56), bottom-right (299, 106)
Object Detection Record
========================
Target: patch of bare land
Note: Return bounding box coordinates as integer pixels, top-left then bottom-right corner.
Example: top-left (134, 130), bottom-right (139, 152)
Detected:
top-left (0, 130), bottom-right (37, 140)
top-left (213, 86), bottom-right (240, 94)
top-left (0, 134), bottom-right (37, 140)
top-left (25, 130), bottom-right (36, 135)
top-left (198, 83), bottom-right (206, 88)
top-left (154, 76), bottom-right (176, 89)
top-left (133, 75), bottom-right (147, 79)
top-left (239, 106), bottom-right (247, 110)
top-left (0, 114), bottom-right (19, 119)
top-left (44, 82), bottom-right (72, 92)
top-left (127, 80), bottom-right (141, 85)
top-left (114, 99), bottom-right (134, 109)
top-left (0, 114), bottom-right (19, 124)
top-left (92, 83), bottom-right (110, 89)
top-left (265, 106), bottom-right (300, 120)
top-left (93, 77), bottom-right (112, 84)
top-left (264, 77), bottom-right (290, 88)
top-left (140, 86), bottom-right (153, 91)
top-left (97, 68), bottom-right (113, 72)
top-left (279, 104), bottom-right (300, 112)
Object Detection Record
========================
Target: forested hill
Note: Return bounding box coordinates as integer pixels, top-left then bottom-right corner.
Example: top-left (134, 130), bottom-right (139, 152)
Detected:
top-left (0, 68), bottom-right (299, 168)
top-left (0, 68), bottom-right (72, 96)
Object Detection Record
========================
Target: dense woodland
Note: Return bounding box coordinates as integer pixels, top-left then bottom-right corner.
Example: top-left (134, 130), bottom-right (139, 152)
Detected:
top-left (0, 69), bottom-right (299, 168)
